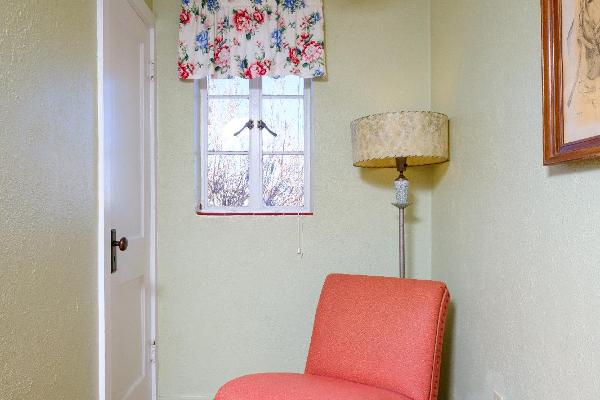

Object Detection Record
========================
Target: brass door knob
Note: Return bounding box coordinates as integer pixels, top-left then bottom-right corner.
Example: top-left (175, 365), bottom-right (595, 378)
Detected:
top-left (112, 236), bottom-right (128, 251)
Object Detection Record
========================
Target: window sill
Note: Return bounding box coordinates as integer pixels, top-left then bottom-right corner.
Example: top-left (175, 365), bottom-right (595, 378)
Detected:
top-left (197, 211), bottom-right (314, 217)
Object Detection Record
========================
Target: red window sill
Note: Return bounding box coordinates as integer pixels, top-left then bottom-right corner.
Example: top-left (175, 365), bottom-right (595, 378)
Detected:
top-left (197, 212), bottom-right (314, 217)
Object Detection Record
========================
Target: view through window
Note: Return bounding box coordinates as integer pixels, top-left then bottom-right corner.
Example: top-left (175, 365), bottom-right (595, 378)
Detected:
top-left (197, 76), bottom-right (312, 214)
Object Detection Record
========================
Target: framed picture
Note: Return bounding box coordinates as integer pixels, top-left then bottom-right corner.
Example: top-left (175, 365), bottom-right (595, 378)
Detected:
top-left (542, 0), bottom-right (600, 164)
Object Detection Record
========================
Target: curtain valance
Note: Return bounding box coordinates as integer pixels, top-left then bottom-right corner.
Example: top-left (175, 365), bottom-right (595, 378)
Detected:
top-left (178, 0), bottom-right (326, 80)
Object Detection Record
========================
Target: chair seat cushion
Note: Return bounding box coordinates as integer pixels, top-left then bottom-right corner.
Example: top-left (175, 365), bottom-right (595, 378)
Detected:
top-left (214, 373), bottom-right (412, 400)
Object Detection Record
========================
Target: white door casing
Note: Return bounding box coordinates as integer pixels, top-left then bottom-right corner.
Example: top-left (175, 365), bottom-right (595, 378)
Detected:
top-left (100, 0), bottom-right (156, 399)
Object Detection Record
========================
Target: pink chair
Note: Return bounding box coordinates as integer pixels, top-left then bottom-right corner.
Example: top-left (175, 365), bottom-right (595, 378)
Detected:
top-left (215, 274), bottom-right (451, 400)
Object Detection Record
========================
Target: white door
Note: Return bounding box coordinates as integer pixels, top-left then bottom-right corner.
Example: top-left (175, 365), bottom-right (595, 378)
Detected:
top-left (103, 0), bottom-right (155, 399)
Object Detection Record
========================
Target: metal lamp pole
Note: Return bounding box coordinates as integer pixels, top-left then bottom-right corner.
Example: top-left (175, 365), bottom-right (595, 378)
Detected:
top-left (392, 157), bottom-right (409, 278)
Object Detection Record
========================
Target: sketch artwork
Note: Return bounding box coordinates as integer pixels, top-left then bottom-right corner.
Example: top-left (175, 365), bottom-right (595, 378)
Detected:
top-left (563, 0), bottom-right (600, 142)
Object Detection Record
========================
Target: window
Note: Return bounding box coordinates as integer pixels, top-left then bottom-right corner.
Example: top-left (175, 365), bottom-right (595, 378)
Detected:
top-left (196, 76), bottom-right (312, 215)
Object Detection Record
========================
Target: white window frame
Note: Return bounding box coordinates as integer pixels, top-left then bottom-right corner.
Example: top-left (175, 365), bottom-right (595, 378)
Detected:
top-left (195, 77), bottom-right (313, 215)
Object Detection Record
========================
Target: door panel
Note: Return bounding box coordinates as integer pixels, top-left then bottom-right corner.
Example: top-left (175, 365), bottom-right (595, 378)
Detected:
top-left (106, 4), bottom-right (147, 240)
top-left (104, 0), bottom-right (152, 399)
top-left (111, 277), bottom-right (145, 399)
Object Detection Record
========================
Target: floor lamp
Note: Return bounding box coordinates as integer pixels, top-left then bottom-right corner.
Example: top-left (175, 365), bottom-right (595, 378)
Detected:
top-left (351, 111), bottom-right (449, 278)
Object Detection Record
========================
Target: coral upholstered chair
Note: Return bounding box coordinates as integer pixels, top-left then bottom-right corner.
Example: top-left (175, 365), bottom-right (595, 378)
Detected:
top-left (215, 274), bottom-right (451, 400)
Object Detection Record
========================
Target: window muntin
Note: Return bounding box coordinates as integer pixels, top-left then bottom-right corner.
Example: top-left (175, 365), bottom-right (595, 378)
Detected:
top-left (197, 77), bottom-right (312, 214)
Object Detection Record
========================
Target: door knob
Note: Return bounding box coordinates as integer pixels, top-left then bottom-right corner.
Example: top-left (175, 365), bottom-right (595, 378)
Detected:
top-left (112, 236), bottom-right (128, 251)
top-left (110, 229), bottom-right (128, 274)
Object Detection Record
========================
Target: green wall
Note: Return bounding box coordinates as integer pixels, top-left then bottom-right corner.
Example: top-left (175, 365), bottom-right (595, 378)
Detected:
top-left (0, 1), bottom-right (97, 398)
top-left (155, 0), bottom-right (434, 397)
top-left (431, 0), bottom-right (600, 399)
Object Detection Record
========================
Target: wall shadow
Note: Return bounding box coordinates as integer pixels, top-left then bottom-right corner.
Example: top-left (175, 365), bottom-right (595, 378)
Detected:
top-left (358, 167), bottom-right (399, 189)
top-left (546, 157), bottom-right (600, 177)
top-left (358, 165), bottom-right (436, 224)
top-left (438, 301), bottom-right (455, 400)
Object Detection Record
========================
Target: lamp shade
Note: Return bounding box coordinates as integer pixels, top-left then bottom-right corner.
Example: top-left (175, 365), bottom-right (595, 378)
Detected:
top-left (351, 111), bottom-right (449, 168)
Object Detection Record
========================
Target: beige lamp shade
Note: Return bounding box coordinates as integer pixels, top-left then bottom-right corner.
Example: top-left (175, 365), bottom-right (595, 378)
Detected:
top-left (351, 111), bottom-right (449, 167)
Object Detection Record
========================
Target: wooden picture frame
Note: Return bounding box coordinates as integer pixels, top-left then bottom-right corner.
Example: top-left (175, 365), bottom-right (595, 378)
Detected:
top-left (542, 0), bottom-right (600, 165)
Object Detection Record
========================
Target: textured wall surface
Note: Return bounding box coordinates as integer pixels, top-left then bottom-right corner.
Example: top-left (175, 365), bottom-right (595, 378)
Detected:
top-left (154, 0), bottom-right (433, 397)
top-left (431, 1), bottom-right (600, 399)
top-left (0, 1), bottom-right (97, 399)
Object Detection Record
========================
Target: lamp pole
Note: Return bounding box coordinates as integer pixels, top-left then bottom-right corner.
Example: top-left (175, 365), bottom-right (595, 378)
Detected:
top-left (392, 157), bottom-right (409, 278)
top-left (398, 207), bottom-right (405, 278)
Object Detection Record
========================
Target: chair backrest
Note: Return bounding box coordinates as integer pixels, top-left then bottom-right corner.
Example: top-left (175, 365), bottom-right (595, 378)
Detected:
top-left (305, 274), bottom-right (450, 400)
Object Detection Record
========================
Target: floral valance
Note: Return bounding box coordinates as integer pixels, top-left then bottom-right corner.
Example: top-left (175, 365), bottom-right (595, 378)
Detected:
top-left (178, 0), bottom-right (326, 80)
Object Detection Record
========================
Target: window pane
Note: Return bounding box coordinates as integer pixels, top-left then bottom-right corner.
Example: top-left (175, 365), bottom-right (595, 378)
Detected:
top-left (208, 98), bottom-right (250, 151)
top-left (262, 76), bottom-right (304, 96)
top-left (261, 98), bottom-right (304, 152)
top-left (207, 155), bottom-right (250, 207)
top-left (263, 155), bottom-right (304, 207)
top-left (208, 77), bottom-right (249, 96)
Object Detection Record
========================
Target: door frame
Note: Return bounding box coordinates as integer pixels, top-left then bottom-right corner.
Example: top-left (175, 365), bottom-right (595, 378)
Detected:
top-left (97, 0), bottom-right (157, 399)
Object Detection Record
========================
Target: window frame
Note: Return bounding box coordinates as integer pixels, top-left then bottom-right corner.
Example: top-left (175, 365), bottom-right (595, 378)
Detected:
top-left (195, 77), bottom-right (313, 216)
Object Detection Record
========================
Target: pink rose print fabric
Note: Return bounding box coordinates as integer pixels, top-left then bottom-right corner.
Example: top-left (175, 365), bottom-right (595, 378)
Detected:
top-left (178, 0), bottom-right (326, 80)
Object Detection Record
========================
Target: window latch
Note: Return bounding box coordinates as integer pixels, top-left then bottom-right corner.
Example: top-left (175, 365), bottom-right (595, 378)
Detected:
top-left (233, 120), bottom-right (255, 136)
top-left (258, 120), bottom-right (278, 137)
